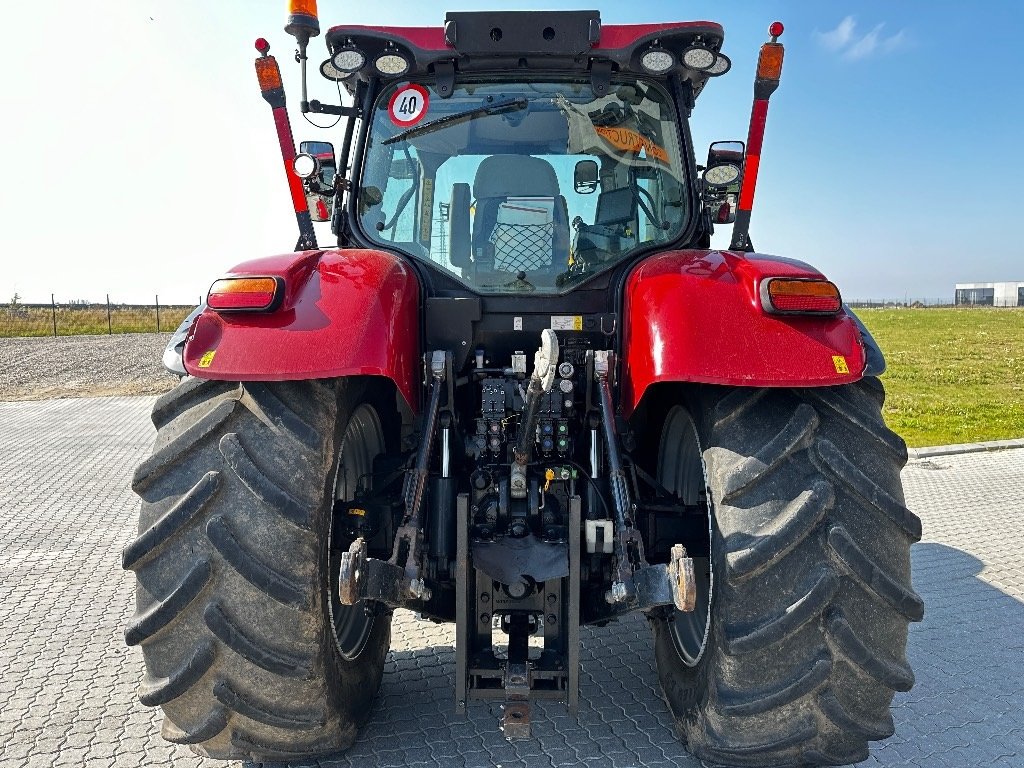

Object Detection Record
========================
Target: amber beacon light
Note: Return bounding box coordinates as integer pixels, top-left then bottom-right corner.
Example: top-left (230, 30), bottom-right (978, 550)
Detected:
top-left (285, 0), bottom-right (320, 41)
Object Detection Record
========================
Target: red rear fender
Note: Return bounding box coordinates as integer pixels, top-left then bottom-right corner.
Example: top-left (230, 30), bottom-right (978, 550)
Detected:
top-left (183, 249), bottom-right (421, 411)
top-left (621, 250), bottom-right (865, 416)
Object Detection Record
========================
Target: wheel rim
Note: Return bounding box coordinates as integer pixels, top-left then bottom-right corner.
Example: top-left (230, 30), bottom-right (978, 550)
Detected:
top-left (328, 403), bottom-right (385, 660)
top-left (657, 406), bottom-right (713, 667)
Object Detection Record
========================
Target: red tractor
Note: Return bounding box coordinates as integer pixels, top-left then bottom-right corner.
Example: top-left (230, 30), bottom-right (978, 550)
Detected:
top-left (125, 4), bottom-right (922, 765)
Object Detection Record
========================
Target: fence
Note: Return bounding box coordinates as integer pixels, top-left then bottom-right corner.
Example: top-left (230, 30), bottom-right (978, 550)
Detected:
top-left (847, 299), bottom-right (1023, 309)
top-left (2, 296), bottom-right (200, 338)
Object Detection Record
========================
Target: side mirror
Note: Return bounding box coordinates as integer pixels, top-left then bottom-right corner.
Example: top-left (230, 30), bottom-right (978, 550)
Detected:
top-left (296, 140), bottom-right (337, 222)
top-left (573, 159), bottom-right (599, 194)
top-left (702, 141), bottom-right (744, 226)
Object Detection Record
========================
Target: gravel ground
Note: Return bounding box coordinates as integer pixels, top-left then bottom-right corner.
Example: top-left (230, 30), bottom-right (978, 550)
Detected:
top-left (0, 334), bottom-right (178, 401)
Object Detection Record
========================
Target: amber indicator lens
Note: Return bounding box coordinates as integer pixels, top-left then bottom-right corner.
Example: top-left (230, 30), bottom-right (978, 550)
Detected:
top-left (208, 277), bottom-right (281, 311)
top-left (756, 42), bottom-right (785, 80)
top-left (764, 279), bottom-right (841, 314)
top-left (255, 56), bottom-right (283, 91)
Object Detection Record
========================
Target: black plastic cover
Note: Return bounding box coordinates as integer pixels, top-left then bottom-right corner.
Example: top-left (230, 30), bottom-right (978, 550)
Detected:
top-left (444, 11), bottom-right (601, 56)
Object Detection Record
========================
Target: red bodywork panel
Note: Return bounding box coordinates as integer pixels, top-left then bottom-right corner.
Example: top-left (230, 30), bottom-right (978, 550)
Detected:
top-left (183, 249), bottom-right (420, 411)
top-left (621, 250), bottom-right (865, 416)
top-left (326, 22), bottom-right (723, 53)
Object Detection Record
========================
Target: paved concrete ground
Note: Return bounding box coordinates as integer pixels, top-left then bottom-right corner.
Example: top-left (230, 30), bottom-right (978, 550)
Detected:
top-left (1, 396), bottom-right (1022, 768)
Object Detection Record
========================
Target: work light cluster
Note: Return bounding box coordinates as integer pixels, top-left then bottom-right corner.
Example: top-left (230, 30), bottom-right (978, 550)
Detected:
top-left (639, 40), bottom-right (730, 77)
top-left (320, 40), bottom-right (412, 80)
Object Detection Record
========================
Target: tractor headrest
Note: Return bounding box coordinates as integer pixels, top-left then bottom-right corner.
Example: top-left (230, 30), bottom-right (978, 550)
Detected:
top-left (473, 155), bottom-right (560, 199)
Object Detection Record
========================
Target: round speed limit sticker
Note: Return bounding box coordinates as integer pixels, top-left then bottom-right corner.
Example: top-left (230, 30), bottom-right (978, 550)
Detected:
top-left (388, 84), bottom-right (429, 127)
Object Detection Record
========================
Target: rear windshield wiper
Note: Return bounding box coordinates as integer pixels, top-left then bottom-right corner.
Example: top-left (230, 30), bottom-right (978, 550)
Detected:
top-left (382, 98), bottom-right (528, 145)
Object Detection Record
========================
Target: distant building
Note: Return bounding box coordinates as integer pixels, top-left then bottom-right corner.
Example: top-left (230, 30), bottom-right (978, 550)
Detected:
top-left (954, 281), bottom-right (1024, 307)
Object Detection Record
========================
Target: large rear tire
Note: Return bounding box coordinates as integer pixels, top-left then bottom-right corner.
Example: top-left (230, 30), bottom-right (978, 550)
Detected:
top-left (650, 379), bottom-right (923, 767)
top-left (123, 377), bottom-right (393, 761)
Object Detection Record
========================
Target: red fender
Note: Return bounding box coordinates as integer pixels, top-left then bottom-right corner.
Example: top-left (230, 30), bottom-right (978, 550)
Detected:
top-left (621, 249), bottom-right (865, 416)
top-left (183, 249), bottom-right (421, 411)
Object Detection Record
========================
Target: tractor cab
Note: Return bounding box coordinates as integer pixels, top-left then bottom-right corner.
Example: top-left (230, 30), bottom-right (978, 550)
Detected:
top-left (288, 11), bottom-right (735, 294)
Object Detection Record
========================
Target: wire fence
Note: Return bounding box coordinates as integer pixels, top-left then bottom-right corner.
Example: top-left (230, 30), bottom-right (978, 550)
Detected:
top-left (2, 296), bottom-right (200, 338)
top-left (847, 298), bottom-right (1023, 308)
top-left (3, 293), bottom-right (1021, 339)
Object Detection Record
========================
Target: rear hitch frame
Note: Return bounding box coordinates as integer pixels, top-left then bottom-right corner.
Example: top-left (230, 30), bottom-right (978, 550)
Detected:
top-left (594, 351), bottom-right (695, 615)
top-left (338, 350), bottom-right (451, 610)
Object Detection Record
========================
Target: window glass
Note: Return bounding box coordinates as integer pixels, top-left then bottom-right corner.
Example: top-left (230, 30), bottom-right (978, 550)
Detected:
top-left (358, 80), bottom-right (690, 294)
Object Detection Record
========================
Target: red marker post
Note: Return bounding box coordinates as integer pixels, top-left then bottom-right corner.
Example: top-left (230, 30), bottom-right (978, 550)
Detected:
top-left (730, 22), bottom-right (785, 252)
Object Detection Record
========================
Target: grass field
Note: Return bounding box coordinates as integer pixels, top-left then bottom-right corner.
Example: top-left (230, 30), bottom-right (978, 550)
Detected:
top-left (857, 308), bottom-right (1024, 448)
top-left (2, 306), bottom-right (192, 337)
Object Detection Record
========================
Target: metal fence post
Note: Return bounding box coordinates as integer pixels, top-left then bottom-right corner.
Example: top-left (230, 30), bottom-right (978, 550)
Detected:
top-left (106, 294), bottom-right (112, 335)
top-left (51, 294), bottom-right (57, 337)
top-left (155, 295), bottom-right (161, 333)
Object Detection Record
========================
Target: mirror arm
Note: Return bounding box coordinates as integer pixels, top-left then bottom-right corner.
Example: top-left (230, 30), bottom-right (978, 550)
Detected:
top-left (306, 100), bottom-right (361, 117)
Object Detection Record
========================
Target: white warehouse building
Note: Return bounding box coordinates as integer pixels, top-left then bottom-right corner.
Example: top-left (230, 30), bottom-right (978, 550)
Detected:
top-left (954, 281), bottom-right (1024, 307)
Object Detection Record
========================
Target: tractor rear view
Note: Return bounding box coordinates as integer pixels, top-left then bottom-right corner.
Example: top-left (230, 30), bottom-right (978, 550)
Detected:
top-left (125, 4), bottom-right (922, 766)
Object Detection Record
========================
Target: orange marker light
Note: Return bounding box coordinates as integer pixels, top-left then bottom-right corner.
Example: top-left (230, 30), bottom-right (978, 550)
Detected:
top-left (756, 43), bottom-right (785, 80)
top-left (288, 0), bottom-right (318, 17)
top-left (208, 277), bottom-right (282, 312)
top-left (762, 279), bottom-right (841, 314)
top-left (255, 56), bottom-right (283, 92)
top-left (285, 0), bottom-right (320, 39)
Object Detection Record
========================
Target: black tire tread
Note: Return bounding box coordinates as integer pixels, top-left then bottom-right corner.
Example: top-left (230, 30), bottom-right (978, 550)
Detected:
top-left (151, 377), bottom-right (239, 430)
top-left (825, 610), bottom-right (915, 691)
top-left (725, 480), bottom-right (833, 583)
top-left (124, 559), bottom-right (213, 646)
top-left (122, 472), bottom-right (221, 571)
top-left (219, 433), bottom-right (311, 529)
top-left (161, 706), bottom-right (229, 745)
top-left (815, 439), bottom-right (922, 541)
top-left (206, 514), bottom-right (307, 608)
top-left (138, 640), bottom-right (217, 706)
top-left (827, 525), bottom-right (925, 620)
top-left (126, 377), bottom-right (391, 761)
top-left (652, 378), bottom-right (921, 767)
top-left (213, 678), bottom-right (326, 729)
top-left (203, 602), bottom-right (312, 678)
top-left (718, 403), bottom-right (818, 502)
top-left (132, 399), bottom-right (236, 493)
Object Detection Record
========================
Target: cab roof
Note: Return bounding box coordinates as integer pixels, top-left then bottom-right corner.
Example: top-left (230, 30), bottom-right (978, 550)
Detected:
top-left (325, 11), bottom-right (726, 98)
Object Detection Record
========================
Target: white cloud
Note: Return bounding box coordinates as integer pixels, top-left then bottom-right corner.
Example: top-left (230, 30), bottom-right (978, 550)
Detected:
top-left (816, 16), bottom-right (856, 51)
top-left (816, 16), bottom-right (908, 61)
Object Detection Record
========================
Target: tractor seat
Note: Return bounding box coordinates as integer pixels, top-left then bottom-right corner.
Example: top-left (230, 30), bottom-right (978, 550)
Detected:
top-left (472, 155), bottom-right (570, 274)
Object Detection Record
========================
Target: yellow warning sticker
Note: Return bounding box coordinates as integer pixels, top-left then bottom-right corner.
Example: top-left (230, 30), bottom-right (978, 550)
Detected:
top-left (348, 508), bottom-right (367, 517)
top-left (198, 350), bottom-right (216, 368)
top-left (551, 315), bottom-right (583, 331)
top-left (832, 355), bottom-right (849, 374)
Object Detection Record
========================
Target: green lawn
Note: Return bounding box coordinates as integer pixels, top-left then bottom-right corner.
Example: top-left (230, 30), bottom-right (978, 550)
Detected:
top-left (856, 308), bottom-right (1024, 448)
top-left (1, 306), bottom-right (192, 337)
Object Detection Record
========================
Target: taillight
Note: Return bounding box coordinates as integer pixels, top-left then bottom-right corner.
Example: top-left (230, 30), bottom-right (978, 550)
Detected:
top-left (207, 277), bottom-right (283, 312)
top-left (761, 278), bottom-right (842, 314)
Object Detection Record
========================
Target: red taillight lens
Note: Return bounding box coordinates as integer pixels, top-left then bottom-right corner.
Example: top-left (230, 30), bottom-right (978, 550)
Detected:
top-left (762, 278), bottom-right (842, 314)
top-left (207, 277), bottom-right (282, 312)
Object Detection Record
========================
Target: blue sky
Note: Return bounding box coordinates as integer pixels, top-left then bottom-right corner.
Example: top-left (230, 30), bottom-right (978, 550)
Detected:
top-left (3, 1), bottom-right (1022, 303)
